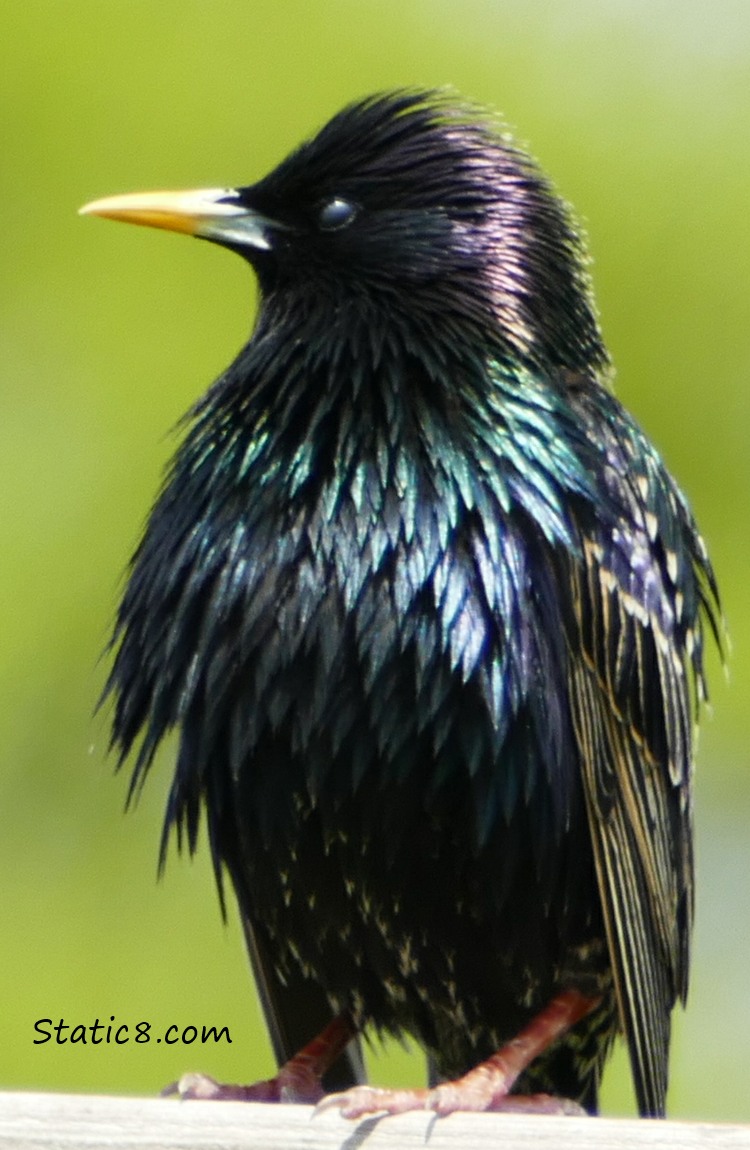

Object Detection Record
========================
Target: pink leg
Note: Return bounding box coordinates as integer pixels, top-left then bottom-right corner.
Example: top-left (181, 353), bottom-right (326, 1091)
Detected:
top-left (317, 989), bottom-right (600, 1119)
top-left (166, 1013), bottom-right (357, 1104)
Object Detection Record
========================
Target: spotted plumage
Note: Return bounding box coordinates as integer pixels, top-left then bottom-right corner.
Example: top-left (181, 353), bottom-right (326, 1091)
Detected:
top-left (86, 91), bottom-right (721, 1116)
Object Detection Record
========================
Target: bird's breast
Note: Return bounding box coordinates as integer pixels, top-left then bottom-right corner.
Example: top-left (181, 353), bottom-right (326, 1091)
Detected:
top-left (168, 464), bottom-right (594, 931)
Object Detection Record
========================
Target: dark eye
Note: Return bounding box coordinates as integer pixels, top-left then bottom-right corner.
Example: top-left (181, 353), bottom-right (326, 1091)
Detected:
top-left (318, 197), bottom-right (358, 231)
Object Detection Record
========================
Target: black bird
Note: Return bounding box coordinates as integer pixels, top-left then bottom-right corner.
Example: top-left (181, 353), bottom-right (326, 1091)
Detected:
top-left (82, 91), bottom-right (720, 1118)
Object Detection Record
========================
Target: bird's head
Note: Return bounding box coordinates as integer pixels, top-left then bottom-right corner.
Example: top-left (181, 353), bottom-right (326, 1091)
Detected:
top-left (82, 90), bottom-right (607, 377)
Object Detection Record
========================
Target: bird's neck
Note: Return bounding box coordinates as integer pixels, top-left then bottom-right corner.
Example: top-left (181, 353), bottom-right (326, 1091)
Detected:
top-left (179, 300), bottom-right (598, 564)
top-left (191, 299), bottom-right (489, 477)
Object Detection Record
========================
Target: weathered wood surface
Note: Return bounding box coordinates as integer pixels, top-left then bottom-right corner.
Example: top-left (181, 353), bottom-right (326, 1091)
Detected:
top-left (0, 1091), bottom-right (748, 1149)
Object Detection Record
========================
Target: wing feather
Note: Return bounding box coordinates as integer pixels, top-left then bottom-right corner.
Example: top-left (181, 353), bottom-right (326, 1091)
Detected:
top-left (562, 408), bottom-right (720, 1116)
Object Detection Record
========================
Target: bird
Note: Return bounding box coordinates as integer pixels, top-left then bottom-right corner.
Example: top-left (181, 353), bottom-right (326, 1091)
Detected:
top-left (81, 90), bottom-right (721, 1119)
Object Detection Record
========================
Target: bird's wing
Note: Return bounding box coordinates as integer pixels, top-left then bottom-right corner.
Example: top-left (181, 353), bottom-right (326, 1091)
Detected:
top-left (241, 912), bottom-right (367, 1091)
top-left (567, 596), bottom-right (684, 1117)
top-left (562, 411), bottom-right (718, 1117)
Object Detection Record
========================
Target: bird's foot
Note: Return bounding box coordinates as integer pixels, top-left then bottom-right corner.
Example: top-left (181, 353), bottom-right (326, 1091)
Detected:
top-left (317, 988), bottom-right (598, 1120)
top-left (165, 1065), bottom-right (324, 1104)
top-left (164, 1013), bottom-right (356, 1105)
top-left (316, 1085), bottom-right (585, 1119)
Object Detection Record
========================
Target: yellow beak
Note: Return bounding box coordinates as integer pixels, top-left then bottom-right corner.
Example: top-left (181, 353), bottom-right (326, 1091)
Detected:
top-left (80, 188), bottom-right (273, 250)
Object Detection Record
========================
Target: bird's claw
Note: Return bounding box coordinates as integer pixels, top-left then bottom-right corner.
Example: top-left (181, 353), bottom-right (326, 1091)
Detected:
top-left (163, 1071), bottom-right (305, 1103)
top-left (315, 1084), bottom-right (586, 1120)
top-left (163, 1072), bottom-right (243, 1101)
top-left (315, 1085), bottom-right (431, 1119)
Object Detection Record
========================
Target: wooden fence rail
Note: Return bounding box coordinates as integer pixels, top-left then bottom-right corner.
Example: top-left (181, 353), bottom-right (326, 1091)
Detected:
top-left (0, 1091), bottom-right (748, 1149)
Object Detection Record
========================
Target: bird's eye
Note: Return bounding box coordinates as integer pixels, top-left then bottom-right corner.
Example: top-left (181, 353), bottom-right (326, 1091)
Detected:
top-left (318, 197), bottom-right (358, 231)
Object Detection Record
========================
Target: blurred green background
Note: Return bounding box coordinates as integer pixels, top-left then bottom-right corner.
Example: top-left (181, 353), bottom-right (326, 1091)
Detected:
top-left (2, 0), bottom-right (748, 1123)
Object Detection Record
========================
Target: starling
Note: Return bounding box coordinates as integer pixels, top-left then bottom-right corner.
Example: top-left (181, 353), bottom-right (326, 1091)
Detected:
top-left (82, 91), bottom-right (720, 1118)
